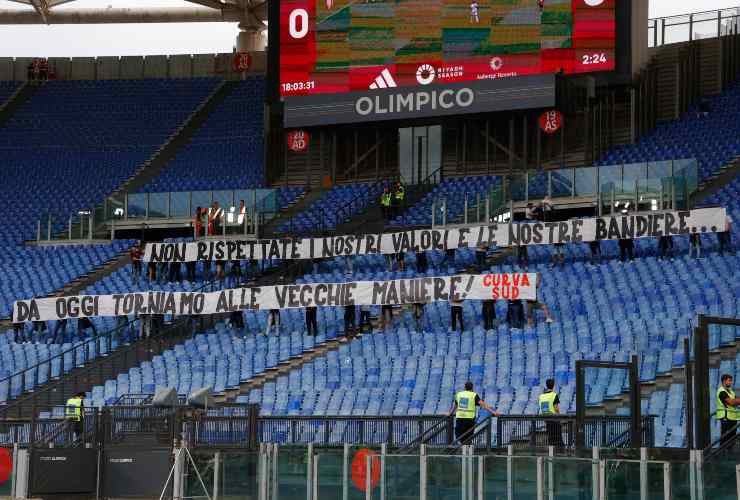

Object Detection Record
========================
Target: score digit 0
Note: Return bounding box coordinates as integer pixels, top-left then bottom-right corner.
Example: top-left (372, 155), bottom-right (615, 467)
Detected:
top-left (289, 9), bottom-right (309, 39)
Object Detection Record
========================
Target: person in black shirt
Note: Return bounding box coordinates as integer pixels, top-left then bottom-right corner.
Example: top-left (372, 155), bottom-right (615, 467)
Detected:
top-left (588, 241), bottom-right (602, 265)
top-left (450, 299), bottom-right (464, 332)
top-left (482, 299), bottom-right (496, 330)
top-left (658, 235), bottom-right (674, 260)
top-left (344, 306), bottom-right (356, 336)
top-left (416, 251), bottom-right (428, 273)
top-left (77, 317), bottom-right (97, 341)
top-left (306, 306), bottom-right (318, 336)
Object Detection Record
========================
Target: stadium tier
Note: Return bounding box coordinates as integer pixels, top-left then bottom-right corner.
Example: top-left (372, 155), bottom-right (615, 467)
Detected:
top-left (139, 78), bottom-right (266, 193)
top-left (597, 82), bottom-right (740, 179)
top-left (0, 241), bottom-right (133, 319)
top-left (0, 78), bottom-right (220, 244)
top-left (391, 175), bottom-right (502, 227)
top-left (279, 183), bottom-right (384, 234)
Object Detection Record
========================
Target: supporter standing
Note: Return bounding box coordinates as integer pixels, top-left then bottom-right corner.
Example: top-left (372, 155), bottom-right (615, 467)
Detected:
top-left (450, 298), bottom-right (464, 332)
top-left (129, 242), bottom-right (143, 284)
top-left (416, 250), bottom-right (428, 273)
top-left (12, 321), bottom-right (26, 343)
top-left (689, 232), bottom-right (702, 259)
top-left (77, 317), bottom-right (97, 340)
top-left (658, 235), bottom-right (674, 260)
top-left (194, 207), bottom-right (204, 238)
top-left (344, 305), bottom-right (356, 336)
top-left (359, 304), bottom-right (372, 332)
top-left (265, 309), bottom-right (281, 336)
top-left (306, 306), bottom-right (318, 336)
top-left (413, 302), bottom-right (424, 331)
top-left (506, 299), bottom-right (525, 329)
top-left (381, 304), bottom-right (393, 329)
top-left (526, 275), bottom-right (554, 327)
top-left (482, 299), bottom-right (496, 330)
top-left (588, 241), bottom-right (602, 265)
top-left (718, 215), bottom-right (734, 255)
top-left (476, 243), bottom-right (488, 271)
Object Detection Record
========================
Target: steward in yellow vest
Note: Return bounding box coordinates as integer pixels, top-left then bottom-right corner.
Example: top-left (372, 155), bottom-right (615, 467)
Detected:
top-left (716, 374), bottom-right (740, 448)
top-left (448, 381), bottom-right (499, 445)
top-left (65, 391), bottom-right (86, 441)
top-left (540, 378), bottom-right (564, 447)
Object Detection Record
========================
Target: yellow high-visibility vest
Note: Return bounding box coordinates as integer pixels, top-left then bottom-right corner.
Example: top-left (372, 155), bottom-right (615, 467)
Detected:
top-left (65, 397), bottom-right (82, 421)
top-left (716, 386), bottom-right (739, 421)
top-left (539, 391), bottom-right (558, 415)
top-left (455, 390), bottom-right (478, 420)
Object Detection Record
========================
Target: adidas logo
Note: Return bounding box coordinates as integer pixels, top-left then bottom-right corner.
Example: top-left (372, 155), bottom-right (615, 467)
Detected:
top-left (369, 69), bottom-right (397, 89)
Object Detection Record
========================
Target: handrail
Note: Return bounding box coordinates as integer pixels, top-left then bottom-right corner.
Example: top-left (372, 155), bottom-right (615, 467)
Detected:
top-left (703, 423), bottom-right (740, 462)
top-left (444, 413), bottom-right (498, 454)
top-left (648, 7), bottom-right (740, 47)
top-left (0, 320), bottom-right (138, 404)
top-left (394, 415), bottom-right (451, 454)
top-left (0, 280), bottom-right (218, 415)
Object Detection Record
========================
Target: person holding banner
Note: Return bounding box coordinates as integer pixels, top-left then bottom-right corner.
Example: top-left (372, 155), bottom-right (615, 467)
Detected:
top-left (265, 308), bottom-right (281, 336)
top-left (12, 321), bottom-right (26, 343)
top-left (129, 243), bottom-right (143, 284)
top-left (381, 304), bottom-right (393, 329)
top-left (359, 304), bottom-right (372, 332)
top-left (450, 298), bottom-right (465, 332)
top-left (482, 299), bottom-right (496, 331)
top-left (588, 241), bottom-right (602, 266)
top-left (193, 207), bottom-right (204, 238)
top-left (306, 306), bottom-right (318, 336)
top-left (658, 235), bottom-right (674, 260)
top-left (689, 232), bottom-right (702, 259)
top-left (344, 305), bottom-right (356, 336)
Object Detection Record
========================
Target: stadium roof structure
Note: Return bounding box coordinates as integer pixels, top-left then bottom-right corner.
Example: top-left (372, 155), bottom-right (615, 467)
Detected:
top-left (0, 0), bottom-right (267, 24)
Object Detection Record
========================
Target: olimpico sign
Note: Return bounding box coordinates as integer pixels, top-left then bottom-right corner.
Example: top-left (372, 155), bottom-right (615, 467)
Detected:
top-left (354, 88), bottom-right (475, 117)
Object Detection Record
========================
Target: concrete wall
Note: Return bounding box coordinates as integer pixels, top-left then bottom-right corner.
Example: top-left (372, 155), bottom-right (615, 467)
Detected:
top-left (0, 52), bottom-right (266, 80)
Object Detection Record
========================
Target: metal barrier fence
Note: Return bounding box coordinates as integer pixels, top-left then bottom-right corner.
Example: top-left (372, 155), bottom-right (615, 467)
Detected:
top-left (0, 407), bottom-right (656, 453)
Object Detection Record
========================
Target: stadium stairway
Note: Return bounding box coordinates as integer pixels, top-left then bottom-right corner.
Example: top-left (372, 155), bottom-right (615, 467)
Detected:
top-left (260, 187), bottom-right (327, 238)
top-left (67, 80), bottom-right (238, 240)
top-left (0, 81), bottom-right (33, 129)
top-left (0, 316), bottom-right (198, 418)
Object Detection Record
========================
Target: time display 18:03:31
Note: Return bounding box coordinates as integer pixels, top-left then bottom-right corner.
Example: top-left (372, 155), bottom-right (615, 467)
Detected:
top-left (282, 81), bottom-right (316, 92)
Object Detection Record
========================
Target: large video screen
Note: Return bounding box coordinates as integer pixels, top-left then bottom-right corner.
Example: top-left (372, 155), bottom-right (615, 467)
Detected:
top-left (279, 0), bottom-right (617, 97)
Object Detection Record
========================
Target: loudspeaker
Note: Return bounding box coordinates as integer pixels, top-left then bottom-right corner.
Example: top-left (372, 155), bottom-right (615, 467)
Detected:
top-left (187, 387), bottom-right (214, 409)
top-left (151, 387), bottom-right (177, 407)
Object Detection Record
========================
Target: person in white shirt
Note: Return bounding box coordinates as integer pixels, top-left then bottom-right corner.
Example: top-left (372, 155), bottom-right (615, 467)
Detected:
top-left (470, 0), bottom-right (479, 23)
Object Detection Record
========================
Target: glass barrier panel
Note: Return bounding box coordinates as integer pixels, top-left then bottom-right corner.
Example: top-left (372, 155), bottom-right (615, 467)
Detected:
top-left (509, 174), bottom-right (527, 202)
top-left (636, 178), bottom-right (662, 212)
top-left (669, 461), bottom-right (692, 500)
top-left (192, 191), bottom-right (211, 216)
top-left (546, 457), bottom-right (595, 500)
top-left (604, 460), bottom-right (667, 500)
top-left (621, 162), bottom-right (645, 197)
top-left (276, 446), bottom-right (310, 500)
top-left (212, 190), bottom-right (235, 213)
top-left (184, 451), bottom-right (215, 500)
top-left (107, 195), bottom-right (124, 220)
top-left (426, 455), bottom-right (464, 500)
top-left (219, 452), bottom-right (260, 498)
top-left (483, 455), bottom-right (508, 499)
top-left (127, 193), bottom-right (147, 219)
top-left (647, 161), bottom-right (672, 183)
top-left (148, 193), bottom-right (168, 218)
top-left (703, 451), bottom-right (740, 499)
top-left (315, 449), bottom-right (343, 500)
top-left (511, 456), bottom-right (539, 499)
top-left (574, 167), bottom-right (597, 197)
top-left (381, 454), bottom-right (421, 500)
top-left (551, 169), bottom-right (574, 198)
top-left (528, 170), bottom-right (548, 200)
top-left (169, 192), bottom-right (190, 218)
top-left (599, 164), bottom-right (622, 193)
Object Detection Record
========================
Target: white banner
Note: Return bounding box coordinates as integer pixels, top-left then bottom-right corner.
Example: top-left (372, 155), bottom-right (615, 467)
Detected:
top-left (143, 207), bottom-right (726, 263)
top-left (12, 273), bottom-right (538, 323)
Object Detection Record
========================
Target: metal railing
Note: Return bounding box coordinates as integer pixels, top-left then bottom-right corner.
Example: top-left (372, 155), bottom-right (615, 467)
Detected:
top-left (432, 159), bottom-right (699, 226)
top-left (649, 7), bottom-right (740, 47)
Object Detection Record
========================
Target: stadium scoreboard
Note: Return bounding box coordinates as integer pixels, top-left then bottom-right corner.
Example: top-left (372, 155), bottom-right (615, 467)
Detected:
top-left (272, 0), bottom-right (622, 127)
